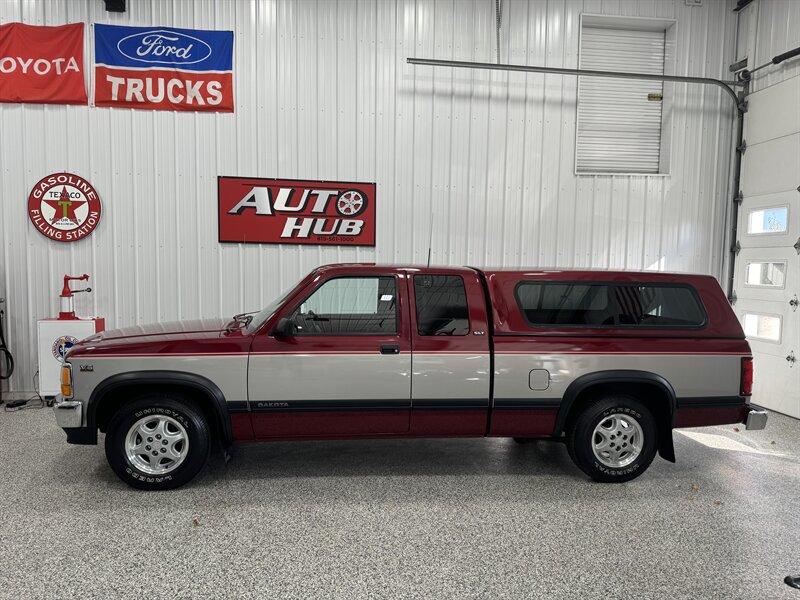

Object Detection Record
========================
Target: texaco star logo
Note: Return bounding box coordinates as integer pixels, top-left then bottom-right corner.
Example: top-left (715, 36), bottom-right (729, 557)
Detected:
top-left (28, 173), bottom-right (102, 242)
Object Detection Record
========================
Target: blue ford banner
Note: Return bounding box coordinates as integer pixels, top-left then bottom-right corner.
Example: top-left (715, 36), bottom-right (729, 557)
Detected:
top-left (94, 23), bottom-right (233, 112)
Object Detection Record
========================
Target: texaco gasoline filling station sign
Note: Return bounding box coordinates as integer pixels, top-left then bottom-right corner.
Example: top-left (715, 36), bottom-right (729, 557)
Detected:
top-left (28, 172), bottom-right (102, 242)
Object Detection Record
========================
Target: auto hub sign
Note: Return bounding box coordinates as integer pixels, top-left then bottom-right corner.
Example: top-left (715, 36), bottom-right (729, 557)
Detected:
top-left (218, 177), bottom-right (376, 246)
top-left (94, 24), bottom-right (233, 112)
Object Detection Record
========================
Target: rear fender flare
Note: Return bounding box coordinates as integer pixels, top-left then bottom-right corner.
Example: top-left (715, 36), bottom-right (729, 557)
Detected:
top-left (553, 370), bottom-right (677, 462)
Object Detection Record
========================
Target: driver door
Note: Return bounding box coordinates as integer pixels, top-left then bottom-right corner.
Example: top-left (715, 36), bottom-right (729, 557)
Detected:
top-left (248, 273), bottom-right (412, 438)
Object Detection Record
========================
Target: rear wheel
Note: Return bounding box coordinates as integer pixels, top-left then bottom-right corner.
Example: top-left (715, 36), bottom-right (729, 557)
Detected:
top-left (566, 395), bottom-right (658, 483)
top-left (105, 395), bottom-right (211, 490)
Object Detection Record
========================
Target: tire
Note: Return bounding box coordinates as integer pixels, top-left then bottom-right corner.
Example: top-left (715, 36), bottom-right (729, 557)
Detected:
top-left (566, 395), bottom-right (658, 483)
top-left (104, 395), bottom-right (211, 491)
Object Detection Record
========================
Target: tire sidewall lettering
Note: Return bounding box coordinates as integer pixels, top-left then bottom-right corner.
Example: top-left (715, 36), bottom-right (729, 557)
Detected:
top-left (124, 466), bottom-right (174, 483)
top-left (133, 407), bottom-right (190, 429)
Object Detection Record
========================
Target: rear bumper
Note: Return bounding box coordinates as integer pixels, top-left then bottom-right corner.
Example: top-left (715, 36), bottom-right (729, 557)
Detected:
top-left (745, 405), bottom-right (768, 430)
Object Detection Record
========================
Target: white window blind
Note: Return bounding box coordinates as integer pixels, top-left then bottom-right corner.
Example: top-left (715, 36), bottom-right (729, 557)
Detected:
top-left (577, 26), bottom-right (666, 174)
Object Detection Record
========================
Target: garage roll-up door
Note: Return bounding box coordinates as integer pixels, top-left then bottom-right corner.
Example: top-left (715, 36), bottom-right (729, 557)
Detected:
top-left (577, 26), bottom-right (666, 174)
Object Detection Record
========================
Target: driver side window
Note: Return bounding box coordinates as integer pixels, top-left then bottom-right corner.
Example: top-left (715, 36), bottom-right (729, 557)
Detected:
top-left (292, 276), bottom-right (398, 335)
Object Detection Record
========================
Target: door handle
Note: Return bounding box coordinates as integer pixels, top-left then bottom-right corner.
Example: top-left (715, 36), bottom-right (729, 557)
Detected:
top-left (380, 344), bottom-right (400, 355)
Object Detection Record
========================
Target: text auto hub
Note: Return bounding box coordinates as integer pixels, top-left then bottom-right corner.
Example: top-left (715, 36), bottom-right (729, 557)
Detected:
top-left (229, 188), bottom-right (367, 238)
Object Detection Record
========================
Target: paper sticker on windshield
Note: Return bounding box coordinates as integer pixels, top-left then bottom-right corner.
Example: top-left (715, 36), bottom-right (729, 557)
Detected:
top-left (380, 294), bottom-right (393, 302)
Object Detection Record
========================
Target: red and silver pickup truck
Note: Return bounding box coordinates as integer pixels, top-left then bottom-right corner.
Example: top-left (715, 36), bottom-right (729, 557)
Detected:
top-left (53, 264), bottom-right (767, 490)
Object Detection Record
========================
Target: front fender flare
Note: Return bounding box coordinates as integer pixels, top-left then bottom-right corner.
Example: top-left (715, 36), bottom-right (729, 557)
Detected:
top-left (88, 371), bottom-right (233, 446)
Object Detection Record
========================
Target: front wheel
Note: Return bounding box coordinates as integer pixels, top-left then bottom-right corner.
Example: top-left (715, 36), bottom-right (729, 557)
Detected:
top-left (566, 396), bottom-right (658, 483)
top-left (105, 395), bottom-right (211, 490)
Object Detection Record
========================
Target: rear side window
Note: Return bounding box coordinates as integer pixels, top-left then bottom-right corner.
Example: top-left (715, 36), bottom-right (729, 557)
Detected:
top-left (515, 282), bottom-right (706, 328)
top-left (414, 275), bottom-right (470, 336)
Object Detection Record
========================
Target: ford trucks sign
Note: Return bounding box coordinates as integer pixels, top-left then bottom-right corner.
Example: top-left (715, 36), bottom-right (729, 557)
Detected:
top-left (94, 24), bottom-right (233, 112)
top-left (217, 177), bottom-right (376, 246)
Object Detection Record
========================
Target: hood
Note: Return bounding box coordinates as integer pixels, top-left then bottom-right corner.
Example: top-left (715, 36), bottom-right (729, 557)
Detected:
top-left (67, 317), bottom-right (251, 358)
top-left (89, 318), bottom-right (231, 342)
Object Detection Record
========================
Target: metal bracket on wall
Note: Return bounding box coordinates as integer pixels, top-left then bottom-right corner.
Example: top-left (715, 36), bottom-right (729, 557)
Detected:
top-left (729, 57), bottom-right (748, 73)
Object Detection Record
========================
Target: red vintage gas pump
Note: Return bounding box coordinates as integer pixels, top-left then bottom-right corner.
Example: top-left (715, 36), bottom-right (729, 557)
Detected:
top-left (59, 274), bottom-right (91, 319)
top-left (36, 274), bottom-right (105, 399)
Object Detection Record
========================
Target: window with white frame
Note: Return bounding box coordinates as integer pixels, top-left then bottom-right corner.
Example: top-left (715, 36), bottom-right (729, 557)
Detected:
top-left (576, 16), bottom-right (673, 174)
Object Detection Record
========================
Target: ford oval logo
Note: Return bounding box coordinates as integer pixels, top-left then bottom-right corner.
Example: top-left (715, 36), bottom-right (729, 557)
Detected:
top-left (117, 29), bottom-right (212, 65)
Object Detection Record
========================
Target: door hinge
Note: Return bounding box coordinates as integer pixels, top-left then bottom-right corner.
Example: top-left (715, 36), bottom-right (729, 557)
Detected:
top-left (786, 351), bottom-right (796, 367)
top-left (731, 241), bottom-right (741, 255)
top-left (737, 139), bottom-right (747, 153)
top-left (794, 237), bottom-right (800, 255)
top-left (734, 190), bottom-right (744, 204)
top-left (728, 290), bottom-right (737, 305)
top-left (790, 295), bottom-right (799, 312)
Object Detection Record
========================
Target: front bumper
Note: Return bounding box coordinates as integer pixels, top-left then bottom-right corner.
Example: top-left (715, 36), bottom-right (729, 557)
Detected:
top-left (53, 395), bottom-right (97, 444)
top-left (745, 406), bottom-right (768, 430)
top-left (53, 394), bottom-right (83, 428)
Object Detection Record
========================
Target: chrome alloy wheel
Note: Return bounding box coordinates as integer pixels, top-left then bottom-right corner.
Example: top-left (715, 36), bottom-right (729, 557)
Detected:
top-left (125, 415), bottom-right (189, 475)
top-left (591, 413), bottom-right (644, 469)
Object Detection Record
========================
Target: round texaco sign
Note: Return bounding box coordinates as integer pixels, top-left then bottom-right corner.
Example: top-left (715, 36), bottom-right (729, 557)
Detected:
top-left (28, 173), bottom-right (102, 242)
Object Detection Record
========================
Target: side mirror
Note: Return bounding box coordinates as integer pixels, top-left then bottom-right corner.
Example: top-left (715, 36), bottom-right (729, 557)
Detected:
top-left (272, 317), bottom-right (296, 339)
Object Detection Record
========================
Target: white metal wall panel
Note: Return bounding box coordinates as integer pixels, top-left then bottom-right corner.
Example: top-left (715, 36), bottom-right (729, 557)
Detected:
top-left (736, 0), bottom-right (800, 94)
top-left (577, 26), bottom-right (665, 173)
top-left (0, 0), bottom-right (737, 393)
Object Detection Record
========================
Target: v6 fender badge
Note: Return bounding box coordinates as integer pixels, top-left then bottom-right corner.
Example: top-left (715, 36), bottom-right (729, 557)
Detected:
top-left (28, 172), bottom-right (102, 242)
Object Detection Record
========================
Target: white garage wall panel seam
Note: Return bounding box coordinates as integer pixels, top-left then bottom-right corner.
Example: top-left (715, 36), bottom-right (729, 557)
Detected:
top-left (577, 25), bottom-right (666, 174)
top-left (0, 0), bottom-right (737, 393)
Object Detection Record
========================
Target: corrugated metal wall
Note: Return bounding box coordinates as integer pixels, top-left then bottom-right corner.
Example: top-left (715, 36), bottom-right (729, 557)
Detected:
top-left (735, 0), bottom-right (800, 93)
top-left (0, 0), bottom-right (737, 393)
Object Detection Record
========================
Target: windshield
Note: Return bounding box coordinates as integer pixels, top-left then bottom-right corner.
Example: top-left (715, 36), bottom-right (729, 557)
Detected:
top-left (245, 277), bottom-right (305, 333)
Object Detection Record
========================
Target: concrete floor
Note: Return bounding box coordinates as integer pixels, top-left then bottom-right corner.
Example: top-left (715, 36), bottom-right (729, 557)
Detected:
top-left (0, 408), bottom-right (798, 600)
